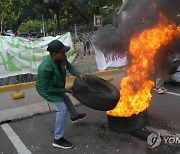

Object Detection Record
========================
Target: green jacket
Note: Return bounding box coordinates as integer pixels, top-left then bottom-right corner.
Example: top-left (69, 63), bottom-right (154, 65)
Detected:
top-left (36, 55), bottom-right (81, 102)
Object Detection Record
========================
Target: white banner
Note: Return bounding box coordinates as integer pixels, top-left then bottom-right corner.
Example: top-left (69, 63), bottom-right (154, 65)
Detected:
top-left (0, 32), bottom-right (76, 78)
top-left (95, 49), bottom-right (127, 70)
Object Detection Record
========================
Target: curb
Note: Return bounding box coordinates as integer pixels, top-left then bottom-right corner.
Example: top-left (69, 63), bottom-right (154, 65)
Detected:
top-left (0, 69), bottom-right (125, 123)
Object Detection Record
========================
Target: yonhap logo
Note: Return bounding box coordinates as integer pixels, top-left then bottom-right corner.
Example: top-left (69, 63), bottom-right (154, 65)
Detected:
top-left (164, 136), bottom-right (180, 144)
top-left (147, 132), bottom-right (180, 148)
top-left (147, 133), bottom-right (161, 148)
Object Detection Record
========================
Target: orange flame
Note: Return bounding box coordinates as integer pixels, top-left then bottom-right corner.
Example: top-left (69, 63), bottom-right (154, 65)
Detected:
top-left (107, 14), bottom-right (180, 117)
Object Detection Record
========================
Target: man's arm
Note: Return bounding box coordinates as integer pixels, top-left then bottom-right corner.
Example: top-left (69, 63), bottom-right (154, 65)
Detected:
top-left (66, 59), bottom-right (81, 76)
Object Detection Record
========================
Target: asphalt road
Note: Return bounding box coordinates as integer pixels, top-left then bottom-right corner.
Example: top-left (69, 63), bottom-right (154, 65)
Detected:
top-left (0, 83), bottom-right (180, 154)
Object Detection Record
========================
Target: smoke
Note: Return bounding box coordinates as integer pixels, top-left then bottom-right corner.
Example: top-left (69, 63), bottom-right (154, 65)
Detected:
top-left (92, 0), bottom-right (180, 54)
top-left (92, 24), bottom-right (129, 53)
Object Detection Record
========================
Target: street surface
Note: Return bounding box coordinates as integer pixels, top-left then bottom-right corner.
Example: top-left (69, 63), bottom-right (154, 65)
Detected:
top-left (0, 83), bottom-right (180, 154)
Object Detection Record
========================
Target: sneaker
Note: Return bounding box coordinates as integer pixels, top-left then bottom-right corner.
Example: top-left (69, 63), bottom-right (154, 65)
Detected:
top-left (156, 88), bottom-right (164, 94)
top-left (161, 87), bottom-right (168, 92)
top-left (53, 137), bottom-right (74, 149)
top-left (71, 113), bottom-right (87, 122)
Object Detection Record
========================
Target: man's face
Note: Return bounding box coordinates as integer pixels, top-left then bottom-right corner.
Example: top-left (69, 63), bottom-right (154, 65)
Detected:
top-left (54, 52), bottom-right (66, 62)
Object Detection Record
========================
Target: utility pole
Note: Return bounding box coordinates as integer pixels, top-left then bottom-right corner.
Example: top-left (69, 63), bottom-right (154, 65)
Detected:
top-left (42, 15), bottom-right (45, 37)
top-left (74, 24), bottom-right (77, 39)
top-left (1, 21), bottom-right (2, 33)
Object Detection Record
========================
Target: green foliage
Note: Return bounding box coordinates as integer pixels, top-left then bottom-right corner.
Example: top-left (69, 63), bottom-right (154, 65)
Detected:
top-left (0, 0), bottom-right (37, 33)
top-left (18, 19), bottom-right (56, 33)
top-left (18, 20), bottom-right (42, 33)
top-left (45, 19), bottom-right (56, 33)
top-left (0, 0), bottom-right (121, 34)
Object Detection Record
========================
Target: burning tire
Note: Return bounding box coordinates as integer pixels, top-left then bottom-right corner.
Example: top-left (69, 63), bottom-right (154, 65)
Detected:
top-left (72, 75), bottom-right (120, 111)
top-left (107, 110), bottom-right (148, 132)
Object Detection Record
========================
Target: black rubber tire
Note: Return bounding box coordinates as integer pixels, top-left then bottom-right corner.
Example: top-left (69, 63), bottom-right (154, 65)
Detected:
top-left (107, 110), bottom-right (148, 132)
top-left (72, 75), bottom-right (120, 111)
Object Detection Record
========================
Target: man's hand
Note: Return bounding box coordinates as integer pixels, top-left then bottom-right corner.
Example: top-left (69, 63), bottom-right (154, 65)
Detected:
top-left (80, 74), bottom-right (87, 81)
top-left (66, 88), bottom-right (73, 94)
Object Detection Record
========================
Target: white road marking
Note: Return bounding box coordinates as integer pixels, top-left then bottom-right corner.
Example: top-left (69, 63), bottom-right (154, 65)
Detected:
top-left (1, 123), bottom-right (32, 154)
top-left (166, 91), bottom-right (180, 97)
top-left (153, 89), bottom-right (180, 97)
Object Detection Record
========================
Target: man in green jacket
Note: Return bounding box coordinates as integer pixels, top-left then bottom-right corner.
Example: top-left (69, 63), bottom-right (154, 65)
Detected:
top-left (36, 40), bottom-right (86, 149)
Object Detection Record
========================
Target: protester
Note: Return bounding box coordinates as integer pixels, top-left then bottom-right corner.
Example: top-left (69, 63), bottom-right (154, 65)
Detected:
top-left (154, 50), bottom-right (169, 94)
top-left (155, 77), bottom-right (168, 94)
top-left (36, 40), bottom-right (87, 149)
top-left (169, 59), bottom-right (180, 85)
top-left (83, 33), bottom-right (91, 56)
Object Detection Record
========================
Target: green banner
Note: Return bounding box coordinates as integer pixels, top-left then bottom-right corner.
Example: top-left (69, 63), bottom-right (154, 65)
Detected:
top-left (0, 32), bottom-right (76, 78)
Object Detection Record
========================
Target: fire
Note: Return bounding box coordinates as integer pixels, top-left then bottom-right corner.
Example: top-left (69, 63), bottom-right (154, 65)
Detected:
top-left (107, 14), bottom-right (180, 117)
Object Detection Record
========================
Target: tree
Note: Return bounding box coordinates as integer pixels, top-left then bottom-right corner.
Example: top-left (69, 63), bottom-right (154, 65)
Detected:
top-left (38, 0), bottom-right (121, 32)
top-left (0, 0), bottom-right (37, 34)
top-left (18, 19), bottom-right (56, 34)
top-left (0, 0), bottom-right (122, 34)
top-left (32, 0), bottom-right (68, 33)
